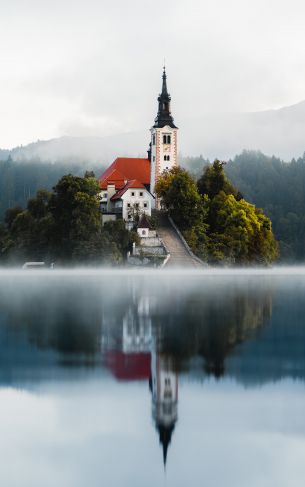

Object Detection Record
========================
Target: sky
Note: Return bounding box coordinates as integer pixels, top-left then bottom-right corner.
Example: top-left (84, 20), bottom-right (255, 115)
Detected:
top-left (2, 0), bottom-right (305, 149)
top-left (1, 379), bottom-right (305, 487)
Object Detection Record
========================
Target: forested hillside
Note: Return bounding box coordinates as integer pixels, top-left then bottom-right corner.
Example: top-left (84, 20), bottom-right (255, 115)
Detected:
top-left (226, 151), bottom-right (305, 261)
top-left (1, 150), bottom-right (305, 261)
top-left (0, 159), bottom-right (105, 221)
top-left (183, 151), bottom-right (305, 261)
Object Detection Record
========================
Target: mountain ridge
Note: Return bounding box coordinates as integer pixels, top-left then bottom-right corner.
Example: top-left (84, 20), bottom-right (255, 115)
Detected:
top-left (2, 99), bottom-right (305, 162)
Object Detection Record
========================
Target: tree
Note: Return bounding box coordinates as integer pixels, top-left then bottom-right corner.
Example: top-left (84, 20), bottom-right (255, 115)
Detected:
top-left (48, 174), bottom-right (102, 260)
top-left (155, 167), bottom-right (207, 230)
top-left (155, 164), bottom-right (278, 266)
top-left (207, 192), bottom-right (278, 265)
top-left (103, 219), bottom-right (139, 256)
top-left (1, 172), bottom-right (138, 265)
top-left (197, 159), bottom-right (240, 200)
top-left (5, 206), bottom-right (23, 229)
top-left (27, 189), bottom-right (51, 219)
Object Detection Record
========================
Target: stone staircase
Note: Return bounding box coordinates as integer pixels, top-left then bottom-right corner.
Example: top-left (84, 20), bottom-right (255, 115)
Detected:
top-left (156, 212), bottom-right (204, 268)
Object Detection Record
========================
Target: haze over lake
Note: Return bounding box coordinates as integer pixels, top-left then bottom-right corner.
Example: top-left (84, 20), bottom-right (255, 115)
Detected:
top-left (0, 268), bottom-right (305, 486)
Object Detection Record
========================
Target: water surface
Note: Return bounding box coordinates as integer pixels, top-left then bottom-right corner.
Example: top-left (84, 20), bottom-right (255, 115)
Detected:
top-left (0, 268), bottom-right (305, 486)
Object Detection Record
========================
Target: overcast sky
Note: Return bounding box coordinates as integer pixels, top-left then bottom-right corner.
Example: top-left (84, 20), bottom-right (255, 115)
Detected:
top-left (2, 0), bottom-right (305, 148)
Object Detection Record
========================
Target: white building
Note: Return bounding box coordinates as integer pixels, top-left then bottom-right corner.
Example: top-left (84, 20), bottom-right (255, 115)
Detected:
top-left (150, 67), bottom-right (179, 198)
top-left (98, 67), bottom-right (178, 222)
top-left (99, 158), bottom-right (154, 227)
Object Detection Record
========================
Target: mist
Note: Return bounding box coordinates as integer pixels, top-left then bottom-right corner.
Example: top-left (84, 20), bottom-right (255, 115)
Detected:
top-left (2, 0), bottom-right (305, 156)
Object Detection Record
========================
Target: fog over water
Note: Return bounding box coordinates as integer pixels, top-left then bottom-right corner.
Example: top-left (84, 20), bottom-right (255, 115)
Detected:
top-left (1, 268), bottom-right (305, 486)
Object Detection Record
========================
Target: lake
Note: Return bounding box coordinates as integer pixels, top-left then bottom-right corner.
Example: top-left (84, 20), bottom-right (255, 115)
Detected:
top-left (0, 268), bottom-right (305, 486)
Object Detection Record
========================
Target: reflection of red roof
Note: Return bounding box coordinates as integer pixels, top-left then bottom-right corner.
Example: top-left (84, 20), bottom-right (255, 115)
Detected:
top-left (99, 158), bottom-right (150, 190)
top-left (103, 351), bottom-right (151, 381)
top-left (111, 179), bottom-right (145, 201)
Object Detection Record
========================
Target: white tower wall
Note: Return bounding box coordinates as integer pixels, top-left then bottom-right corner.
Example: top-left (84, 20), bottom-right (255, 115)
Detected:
top-left (150, 126), bottom-right (178, 197)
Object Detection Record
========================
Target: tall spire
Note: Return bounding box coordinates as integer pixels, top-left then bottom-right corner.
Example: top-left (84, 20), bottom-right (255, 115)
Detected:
top-left (161, 65), bottom-right (168, 97)
top-left (153, 67), bottom-right (177, 129)
top-left (157, 423), bottom-right (175, 468)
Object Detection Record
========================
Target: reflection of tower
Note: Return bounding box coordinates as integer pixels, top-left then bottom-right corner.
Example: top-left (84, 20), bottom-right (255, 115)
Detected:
top-left (150, 345), bottom-right (178, 466)
top-left (122, 296), bottom-right (152, 353)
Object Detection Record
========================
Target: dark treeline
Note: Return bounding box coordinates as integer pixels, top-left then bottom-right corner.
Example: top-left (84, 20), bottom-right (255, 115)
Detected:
top-left (226, 151), bottom-right (305, 261)
top-left (0, 158), bottom-right (106, 221)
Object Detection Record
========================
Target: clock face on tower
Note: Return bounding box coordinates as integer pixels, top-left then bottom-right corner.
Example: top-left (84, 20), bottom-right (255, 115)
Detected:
top-left (164, 145), bottom-right (171, 152)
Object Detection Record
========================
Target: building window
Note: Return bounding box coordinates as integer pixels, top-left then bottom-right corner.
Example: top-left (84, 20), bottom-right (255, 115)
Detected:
top-left (103, 193), bottom-right (107, 198)
top-left (127, 203), bottom-right (131, 208)
top-left (164, 155), bottom-right (170, 161)
top-left (153, 156), bottom-right (155, 161)
top-left (131, 192), bottom-right (135, 196)
top-left (152, 134), bottom-right (156, 145)
top-left (139, 192), bottom-right (143, 197)
top-left (142, 230), bottom-right (146, 235)
top-left (144, 203), bottom-right (148, 208)
top-left (163, 134), bottom-right (171, 144)
top-left (135, 203), bottom-right (139, 209)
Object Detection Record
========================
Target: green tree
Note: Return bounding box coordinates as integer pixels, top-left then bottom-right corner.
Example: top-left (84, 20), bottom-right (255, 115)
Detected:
top-left (1, 172), bottom-right (138, 265)
top-left (198, 159), bottom-right (240, 200)
top-left (155, 163), bottom-right (278, 266)
top-left (156, 167), bottom-right (207, 230)
top-left (5, 206), bottom-right (23, 229)
top-left (49, 174), bottom-right (102, 260)
top-left (27, 189), bottom-right (51, 219)
top-left (207, 192), bottom-right (278, 265)
top-left (103, 219), bottom-right (139, 256)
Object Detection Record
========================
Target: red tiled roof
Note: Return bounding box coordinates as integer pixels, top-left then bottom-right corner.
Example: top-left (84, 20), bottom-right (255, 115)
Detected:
top-left (99, 167), bottom-right (126, 190)
top-left (99, 157), bottom-right (150, 190)
top-left (111, 179), bottom-right (145, 201)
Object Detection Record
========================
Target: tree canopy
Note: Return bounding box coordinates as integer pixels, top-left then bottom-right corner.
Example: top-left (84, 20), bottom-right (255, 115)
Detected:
top-left (0, 173), bottom-right (137, 266)
top-left (197, 159), bottom-right (240, 200)
top-left (156, 162), bottom-right (278, 265)
top-left (155, 166), bottom-right (205, 230)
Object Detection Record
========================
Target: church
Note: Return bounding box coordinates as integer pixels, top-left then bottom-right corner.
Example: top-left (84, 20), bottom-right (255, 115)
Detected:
top-left (99, 67), bottom-right (178, 225)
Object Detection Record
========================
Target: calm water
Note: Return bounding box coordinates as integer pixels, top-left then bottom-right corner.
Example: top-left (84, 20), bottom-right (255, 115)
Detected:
top-left (1, 268), bottom-right (305, 486)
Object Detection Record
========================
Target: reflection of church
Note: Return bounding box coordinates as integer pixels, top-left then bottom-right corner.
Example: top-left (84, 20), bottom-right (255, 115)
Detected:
top-left (101, 296), bottom-right (152, 380)
top-left (150, 347), bottom-right (178, 466)
top-left (101, 294), bottom-right (178, 466)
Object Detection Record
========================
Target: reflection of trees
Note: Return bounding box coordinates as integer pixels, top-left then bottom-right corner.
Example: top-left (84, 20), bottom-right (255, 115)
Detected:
top-left (0, 280), bottom-right (131, 359)
top-left (0, 276), bottom-right (273, 376)
top-left (158, 286), bottom-right (273, 378)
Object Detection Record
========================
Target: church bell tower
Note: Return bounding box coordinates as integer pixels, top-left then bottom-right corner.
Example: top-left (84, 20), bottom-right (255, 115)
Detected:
top-left (150, 67), bottom-right (178, 197)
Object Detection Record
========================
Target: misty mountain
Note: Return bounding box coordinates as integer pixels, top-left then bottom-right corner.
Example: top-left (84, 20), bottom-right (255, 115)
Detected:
top-left (0, 133), bottom-right (149, 166)
top-left (182, 99), bottom-right (305, 161)
top-left (2, 99), bottom-right (305, 163)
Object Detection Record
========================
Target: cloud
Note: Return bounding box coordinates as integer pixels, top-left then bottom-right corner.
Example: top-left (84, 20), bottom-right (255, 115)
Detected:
top-left (1, 0), bottom-right (305, 148)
